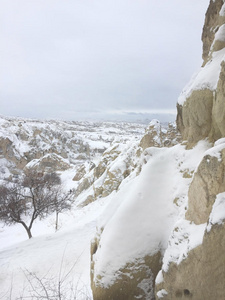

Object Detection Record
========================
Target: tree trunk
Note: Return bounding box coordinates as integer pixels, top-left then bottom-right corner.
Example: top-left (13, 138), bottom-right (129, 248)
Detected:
top-left (26, 228), bottom-right (32, 239)
top-left (20, 221), bottom-right (32, 239)
top-left (55, 211), bottom-right (59, 232)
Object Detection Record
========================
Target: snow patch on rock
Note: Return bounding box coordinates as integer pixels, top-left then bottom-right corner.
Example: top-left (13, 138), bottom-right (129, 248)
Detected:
top-left (207, 192), bottom-right (225, 231)
top-left (178, 49), bottom-right (225, 105)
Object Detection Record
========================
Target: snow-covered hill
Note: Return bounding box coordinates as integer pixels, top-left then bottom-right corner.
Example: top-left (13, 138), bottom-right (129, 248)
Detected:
top-left (0, 117), bottom-right (181, 299)
top-left (0, 115), bottom-right (145, 181)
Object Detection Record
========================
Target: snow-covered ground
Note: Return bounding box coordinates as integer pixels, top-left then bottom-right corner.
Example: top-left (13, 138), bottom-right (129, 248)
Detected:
top-left (0, 118), bottom-right (145, 299)
top-left (0, 196), bottom-right (110, 299)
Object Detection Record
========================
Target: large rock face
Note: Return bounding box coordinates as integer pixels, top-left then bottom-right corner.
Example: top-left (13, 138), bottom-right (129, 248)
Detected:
top-left (90, 1), bottom-right (225, 300)
top-left (155, 142), bottom-right (225, 299)
top-left (202, 0), bottom-right (225, 65)
top-left (186, 144), bottom-right (225, 224)
top-left (177, 0), bottom-right (225, 147)
top-left (211, 60), bottom-right (225, 139)
top-left (154, 1), bottom-right (225, 296)
top-left (177, 89), bottom-right (214, 146)
top-left (155, 221), bottom-right (225, 300)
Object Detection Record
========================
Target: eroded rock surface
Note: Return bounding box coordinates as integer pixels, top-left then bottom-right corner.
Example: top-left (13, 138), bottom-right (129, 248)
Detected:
top-left (155, 222), bottom-right (225, 300)
top-left (186, 146), bottom-right (225, 224)
top-left (202, 0), bottom-right (225, 65)
top-left (75, 121), bottom-right (180, 206)
top-left (177, 0), bottom-right (225, 146)
top-left (155, 142), bottom-right (225, 299)
top-left (177, 89), bottom-right (214, 147)
top-left (91, 252), bottom-right (162, 300)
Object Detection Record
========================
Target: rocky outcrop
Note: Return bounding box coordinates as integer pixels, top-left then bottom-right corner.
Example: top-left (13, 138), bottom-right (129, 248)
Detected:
top-left (202, 0), bottom-right (225, 65)
top-left (177, 89), bottom-right (214, 147)
top-left (73, 162), bottom-right (95, 181)
top-left (155, 222), bottom-right (225, 300)
top-left (155, 142), bottom-right (225, 299)
top-left (211, 60), bottom-right (225, 139)
top-left (177, 0), bottom-right (225, 147)
top-left (90, 2), bottom-right (225, 300)
top-left (140, 120), bottom-right (181, 150)
top-left (75, 121), bottom-right (181, 206)
top-left (75, 142), bottom-right (135, 204)
top-left (24, 153), bottom-right (71, 173)
top-left (154, 1), bottom-right (225, 297)
top-left (0, 137), bottom-right (27, 169)
top-left (91, 252), bottom-right (162, 300)
top-left (139, 120), bottom-right (162, 150)
top-left (186, 145), bottom-right (225, 224)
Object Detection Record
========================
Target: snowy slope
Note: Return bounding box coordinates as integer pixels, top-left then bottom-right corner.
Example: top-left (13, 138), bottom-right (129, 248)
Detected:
top-left (0, 194), bottom-right (110, 299)
top-left (0, 115), bottom-right (214, 300)
top-left (0, 117), bottom-right (147, 299)
top-left (91, 141), bottom-right (210, 290)
top-left (0, 137), bottom-right (211, 300)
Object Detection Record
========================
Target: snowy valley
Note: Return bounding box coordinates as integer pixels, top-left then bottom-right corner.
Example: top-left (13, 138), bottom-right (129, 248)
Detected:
top-left (0, 116), bottom-right (181, 299)
top-left (1, 0), bottom-right (225, 299)
top-left (0, 113), bottom-right (184, 298)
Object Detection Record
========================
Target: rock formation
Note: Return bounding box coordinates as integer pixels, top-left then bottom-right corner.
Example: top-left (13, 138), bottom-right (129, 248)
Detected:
top-left (75, 121), bottom-right (180, 206)
top-left (156, 220), bottom-right (225, 300)
top-left (155, 141), bottom-right (225, 299)
top-left (177, 0), bottom-right (225, 147)
top-left (155, 1), bottom-right (225, 299)
top-left (91, 1), bottom-right (225, 299)
top-left (186, 144), bottom-right (225, 224)
top-left (90, 130), bottom-right (200, 300)
top-left (0, 117), bottom-right (144, 181)
top-left (139, 120), bottom-right (181, 150)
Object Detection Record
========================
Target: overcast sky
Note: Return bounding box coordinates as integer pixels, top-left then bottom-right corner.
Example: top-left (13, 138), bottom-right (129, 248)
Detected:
top-left (0, 0), bottom-right (209, 122)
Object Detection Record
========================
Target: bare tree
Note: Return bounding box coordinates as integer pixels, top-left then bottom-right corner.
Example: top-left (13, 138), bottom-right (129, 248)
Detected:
top-left (0, 170), bottom-right (74, 239)
top-left (52, 187), bottom-right (73, 231)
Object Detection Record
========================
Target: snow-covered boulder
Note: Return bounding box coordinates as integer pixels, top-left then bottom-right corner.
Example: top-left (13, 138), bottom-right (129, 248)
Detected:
top-left (25, 153), bottom-right (71, 173)
top-left (90, 141), bottom-right (209, 300)
top-left (139, 119), bottom-right (162, 149)
top-left (139, 120), bottom-right (181, 150)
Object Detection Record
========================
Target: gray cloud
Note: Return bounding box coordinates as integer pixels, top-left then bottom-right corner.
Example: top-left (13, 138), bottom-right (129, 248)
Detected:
top-left (0, 0), bottom-right (209, 122)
